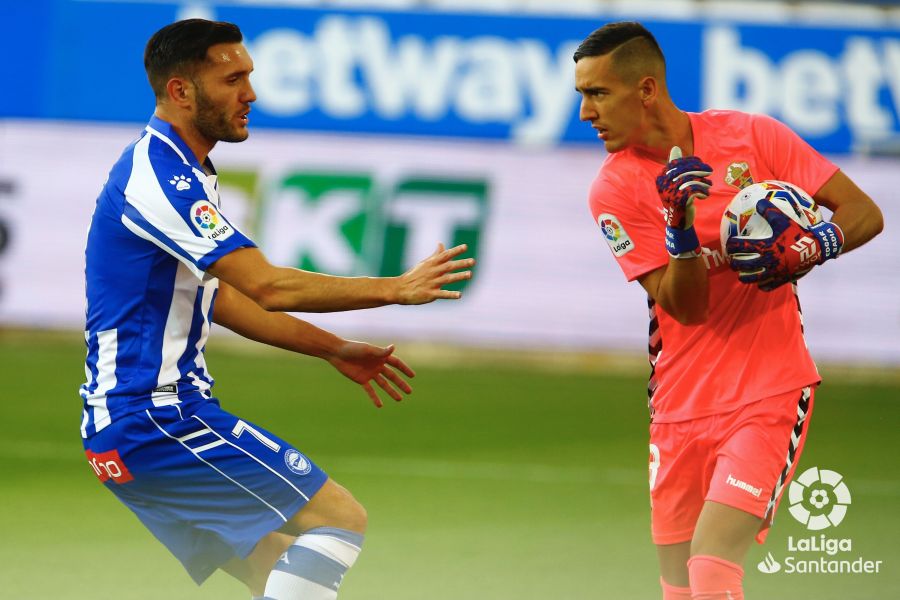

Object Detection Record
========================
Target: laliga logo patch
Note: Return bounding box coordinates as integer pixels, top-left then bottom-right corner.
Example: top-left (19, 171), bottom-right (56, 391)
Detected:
top-left (169, 174), bottom-right (192, 191)
top-left (597, 213), bottom-right (634, 257)
top-left (599, 218), bottom-right (621, 241)
top-left (194, 203), bottom-right (219, 230)
top-left (284, 449), bottom-right (312, 475)
top-left (190, 200), bottom-right (234, 241)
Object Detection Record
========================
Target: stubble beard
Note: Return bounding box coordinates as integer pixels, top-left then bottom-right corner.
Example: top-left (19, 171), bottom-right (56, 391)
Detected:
top-left (193, 82), bottom-right (248, 144)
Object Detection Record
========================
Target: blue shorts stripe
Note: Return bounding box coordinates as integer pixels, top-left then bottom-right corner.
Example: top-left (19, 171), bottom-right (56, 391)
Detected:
top-left (192, 414), bottom-right (311, 501)
top-left (145, 409), bottom-right (290, 521)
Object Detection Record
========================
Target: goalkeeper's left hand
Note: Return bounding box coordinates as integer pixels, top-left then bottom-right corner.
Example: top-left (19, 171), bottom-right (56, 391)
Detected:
top-left (726, 198), bottom-right (844, 291)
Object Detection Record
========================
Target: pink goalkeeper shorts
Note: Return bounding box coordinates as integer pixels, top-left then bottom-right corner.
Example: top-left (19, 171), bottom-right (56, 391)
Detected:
top-left (648, 386), bottom-right (815, 545)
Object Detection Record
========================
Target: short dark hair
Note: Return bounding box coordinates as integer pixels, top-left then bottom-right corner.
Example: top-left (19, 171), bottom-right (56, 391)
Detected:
top-left (144, 19), bottom-right (243, 99)
top-left (572, 22), bottom-right (665, 80)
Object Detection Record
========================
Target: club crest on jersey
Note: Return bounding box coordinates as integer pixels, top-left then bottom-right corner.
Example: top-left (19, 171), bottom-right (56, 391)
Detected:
top-left (169, 174), bottom-right (192, 191)
top-left (597, 213), bottom-right (634, 257)
top-left (725, 161), bottom-right (754, 190)
top-left (190, 200), bottom-right (234, 242)
top-left (284, 449), bottom-right (312, 475)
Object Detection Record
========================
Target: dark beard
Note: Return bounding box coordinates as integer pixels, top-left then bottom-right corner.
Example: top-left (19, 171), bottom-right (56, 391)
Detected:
top-left (193, 83), bottom-right (247, 144)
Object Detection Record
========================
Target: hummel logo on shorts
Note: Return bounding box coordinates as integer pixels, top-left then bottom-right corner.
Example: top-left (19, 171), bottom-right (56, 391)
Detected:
top-left (727, 473), bottom-right (762, 497)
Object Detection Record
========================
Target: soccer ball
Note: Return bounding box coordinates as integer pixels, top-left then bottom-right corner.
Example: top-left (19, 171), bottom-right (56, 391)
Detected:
top-left (720, 180), bottom-right (822, 267)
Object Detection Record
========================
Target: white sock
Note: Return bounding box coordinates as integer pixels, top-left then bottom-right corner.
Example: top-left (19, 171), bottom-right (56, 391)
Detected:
top-left (263, 527), bottom-right (364, 600)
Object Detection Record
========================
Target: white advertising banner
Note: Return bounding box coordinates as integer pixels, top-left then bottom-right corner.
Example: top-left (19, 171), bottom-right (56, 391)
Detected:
top-left (0, 120), bottom-right (897, 364)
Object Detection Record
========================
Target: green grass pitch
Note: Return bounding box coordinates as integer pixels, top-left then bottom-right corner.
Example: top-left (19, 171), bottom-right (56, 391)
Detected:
top-left (0, 332), bottom-right (897, 599)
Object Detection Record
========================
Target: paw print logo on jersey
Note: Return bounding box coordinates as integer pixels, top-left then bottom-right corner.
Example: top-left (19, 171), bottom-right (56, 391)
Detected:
top-left (194, 204), bottom-right (219, 230)
top-left (169, 174), bottom-right (192, 191)
top-left (788, 467), bottom-right (851, 530)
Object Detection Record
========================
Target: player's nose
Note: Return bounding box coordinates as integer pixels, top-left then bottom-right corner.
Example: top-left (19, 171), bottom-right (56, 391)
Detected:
top-left (579, 98), bottom-right (597, 122)
top-left (243, 82), bottom-right (257, 104)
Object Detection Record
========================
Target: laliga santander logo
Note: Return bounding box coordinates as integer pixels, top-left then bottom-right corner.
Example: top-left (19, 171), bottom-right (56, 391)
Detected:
top-left (757, 467), bottom-right (882, 576)
top-left (599, 218), bottom-right (621, 241)
top-left (788, 467), bottom-right (852, 530)
top-left (194, 203), bottom-right (219, 230)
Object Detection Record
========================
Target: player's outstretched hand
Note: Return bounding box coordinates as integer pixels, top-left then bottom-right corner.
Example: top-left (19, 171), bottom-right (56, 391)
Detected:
top-left (396, 243), bottom-right (475, 304)
top-left (726, 198), bottom-right (844, 291)
top-left (327, 341), bottom-right (416, 408)
top-left (655, 146), bottom-right (713, 230)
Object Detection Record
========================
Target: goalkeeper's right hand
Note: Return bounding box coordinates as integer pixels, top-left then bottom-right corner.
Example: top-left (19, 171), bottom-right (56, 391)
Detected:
top-left (655, 146), bottom-right (712, 257)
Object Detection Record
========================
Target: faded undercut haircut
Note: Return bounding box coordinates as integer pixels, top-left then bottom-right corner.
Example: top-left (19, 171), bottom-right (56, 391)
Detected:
top-left (144, 19), bottom-right (243, 99)
top-left (572, 21), bottom-right (666, 83)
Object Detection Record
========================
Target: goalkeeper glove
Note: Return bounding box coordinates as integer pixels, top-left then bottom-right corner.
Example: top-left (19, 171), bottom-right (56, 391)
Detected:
top-left (655, 146), bottom-right (713, 257)
top-left (726, 197), bottom-right (844, 291)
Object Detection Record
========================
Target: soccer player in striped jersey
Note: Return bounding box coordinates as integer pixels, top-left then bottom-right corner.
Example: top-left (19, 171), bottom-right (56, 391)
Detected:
top-left (574, 22), bottom-right (882, 599)
top-left (81, 19), bottom-right (474, 600)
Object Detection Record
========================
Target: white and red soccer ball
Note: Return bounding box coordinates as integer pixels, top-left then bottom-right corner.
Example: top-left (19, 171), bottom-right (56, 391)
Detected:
top-left (720, 180), bottom-right (823, 271)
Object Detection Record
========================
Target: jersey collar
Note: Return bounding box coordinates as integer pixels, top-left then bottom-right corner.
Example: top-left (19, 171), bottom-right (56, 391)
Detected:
top-left (145, 115), bottom-right (215, 175)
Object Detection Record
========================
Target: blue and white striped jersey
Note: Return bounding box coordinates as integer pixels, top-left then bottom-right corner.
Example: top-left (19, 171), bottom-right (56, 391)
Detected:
top-left (80, 116), bottom-right (255, 438)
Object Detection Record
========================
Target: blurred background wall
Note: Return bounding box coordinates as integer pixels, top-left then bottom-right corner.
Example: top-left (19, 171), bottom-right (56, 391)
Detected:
top-left (2, 0), bottom-right (898, 365)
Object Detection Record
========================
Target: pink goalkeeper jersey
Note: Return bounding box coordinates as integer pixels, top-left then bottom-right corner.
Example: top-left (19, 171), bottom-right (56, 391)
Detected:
top-left (589, 110), bottom-right (838, 423)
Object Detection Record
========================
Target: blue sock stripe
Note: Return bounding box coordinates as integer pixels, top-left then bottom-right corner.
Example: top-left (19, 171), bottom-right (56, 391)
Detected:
top-left (274, 545), bottom-right (349, 591)
top-left (303, 526), bottom-right (364, 549)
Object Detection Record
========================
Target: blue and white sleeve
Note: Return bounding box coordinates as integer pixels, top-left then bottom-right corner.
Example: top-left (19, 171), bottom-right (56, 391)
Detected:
top-left (120, 135), bottom-right (255, 278)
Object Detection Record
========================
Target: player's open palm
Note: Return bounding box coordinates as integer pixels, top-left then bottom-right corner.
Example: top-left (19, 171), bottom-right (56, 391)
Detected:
top-left (396, 243), bottom-right (474, 304)
top-left (327, 341), bottom-right (416, 408)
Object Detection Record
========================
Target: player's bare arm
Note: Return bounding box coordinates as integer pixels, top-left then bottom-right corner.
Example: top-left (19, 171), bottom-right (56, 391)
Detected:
top-left (207, 243), bottom-right (474, 312)
top-left (213, 281), bottom-right (415, 407)
top-left (638, 258), bottom-right (709, 326)
top-left (638, 147), bottom-right (713, 325)
top-left (813, 170), bottom-right (884, 253)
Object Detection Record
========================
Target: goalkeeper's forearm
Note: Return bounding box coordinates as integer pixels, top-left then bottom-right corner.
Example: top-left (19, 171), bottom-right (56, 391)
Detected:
top-left (639, 258), bottom-right (710, 326)
top-left (813, 170), bottom-right (883, 255)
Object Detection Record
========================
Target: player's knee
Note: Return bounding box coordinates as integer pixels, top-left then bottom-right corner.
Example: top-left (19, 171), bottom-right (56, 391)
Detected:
top-left (339, 492), bottom-right (368, 534)
top-left (288, 480), bottom-right (368, 535)
top-left (324, 480), bottom-right (367, 533)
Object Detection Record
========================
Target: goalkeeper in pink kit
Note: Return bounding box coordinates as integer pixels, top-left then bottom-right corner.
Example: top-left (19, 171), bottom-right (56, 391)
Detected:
top-left (574, 22), bottom-right (883, 599)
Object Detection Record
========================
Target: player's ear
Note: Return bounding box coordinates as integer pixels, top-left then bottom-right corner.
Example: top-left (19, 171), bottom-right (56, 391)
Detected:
top-left (165, 77), bottom-right (193, 109)
top-left (638, 75), bottom-right (658, 106)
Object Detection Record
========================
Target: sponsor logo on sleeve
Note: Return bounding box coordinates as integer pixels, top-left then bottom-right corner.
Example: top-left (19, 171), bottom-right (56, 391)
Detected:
top-left (597, 213), bottom-right (634, 257)
top-left (190, 200), bottom-right (234, 242)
